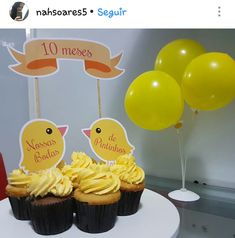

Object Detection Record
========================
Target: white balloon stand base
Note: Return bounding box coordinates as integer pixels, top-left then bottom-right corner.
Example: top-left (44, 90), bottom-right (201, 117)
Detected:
top-left (168, 188), bottom-right (200, 202)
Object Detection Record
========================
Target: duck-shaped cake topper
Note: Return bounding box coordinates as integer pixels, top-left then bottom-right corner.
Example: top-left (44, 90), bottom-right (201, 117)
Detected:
top-left (82, 118), bottom-right (134, 163)
top-left (19, 119), bottom-right (68, 173)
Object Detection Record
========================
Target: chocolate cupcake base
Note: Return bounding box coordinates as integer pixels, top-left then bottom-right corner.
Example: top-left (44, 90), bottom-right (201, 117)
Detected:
top-left (118, 190), bottom-right (143, 216)
top-left (75, 201), bottom-right (118, 233)
top-left (8, 196), bottom-right (31, 220)
top-left (30, 197), bottom-right (73, 235)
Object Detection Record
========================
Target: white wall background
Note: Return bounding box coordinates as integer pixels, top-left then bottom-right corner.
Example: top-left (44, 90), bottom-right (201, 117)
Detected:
top-left (1, 29), bottom-right (235, 189)
top-left (0, 29), bottom-right (29, 173)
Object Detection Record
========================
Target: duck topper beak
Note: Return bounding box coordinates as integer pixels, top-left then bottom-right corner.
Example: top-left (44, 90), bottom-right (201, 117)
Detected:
top-left (82, 129), bottom-right (91, 138)
top-left (58, 126), bottom-right (68, 136)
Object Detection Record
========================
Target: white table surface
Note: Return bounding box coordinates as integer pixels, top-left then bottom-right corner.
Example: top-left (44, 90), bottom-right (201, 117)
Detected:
top-left (0, 189), bottom-right (180, 238)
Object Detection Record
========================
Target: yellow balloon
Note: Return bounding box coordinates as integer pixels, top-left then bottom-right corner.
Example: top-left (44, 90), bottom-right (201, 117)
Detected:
top-left (154, 39), bottom-right (206, 84)
top-left (125, 71), bottom-right (184, 130)
top-left (182, 52), bottom-right (235, 111)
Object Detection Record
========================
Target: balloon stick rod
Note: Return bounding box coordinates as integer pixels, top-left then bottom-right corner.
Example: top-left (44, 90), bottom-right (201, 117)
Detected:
top-left (169, 119), bottom-right (200, 202)
top-left (97, 79), bottom-right (102, 118)
top-left (34, 78), bottom-right (41, 118)
top-left (176, 126), bottom-right (187, 189)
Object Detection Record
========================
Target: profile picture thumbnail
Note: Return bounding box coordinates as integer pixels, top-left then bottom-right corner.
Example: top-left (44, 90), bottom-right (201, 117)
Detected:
top-left (10, 2), bottom-right (29, 21)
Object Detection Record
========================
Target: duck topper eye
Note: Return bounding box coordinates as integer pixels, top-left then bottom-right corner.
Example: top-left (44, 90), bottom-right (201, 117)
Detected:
top-left (46, 128), bottom-right (53, 134)
top-left (96, 128), bottom-right (101, 133)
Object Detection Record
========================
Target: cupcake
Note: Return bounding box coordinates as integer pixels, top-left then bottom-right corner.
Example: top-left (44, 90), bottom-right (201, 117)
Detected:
top-left (74, 167), bottom-right (120, 233)
top-left (28, 168), bottom-right (73, 235)
top-left (61, 152), bottom-right (95, 212)
top-left (110, 154), bottom-right (145, 216)
top-left (5, 169), bottom-right (32, 220)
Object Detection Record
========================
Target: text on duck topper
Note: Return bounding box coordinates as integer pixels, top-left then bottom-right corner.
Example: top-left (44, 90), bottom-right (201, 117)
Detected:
top-left (19, 119), bottom-right (68, 173)
top-left (82, 118), bottom-right (134, 163)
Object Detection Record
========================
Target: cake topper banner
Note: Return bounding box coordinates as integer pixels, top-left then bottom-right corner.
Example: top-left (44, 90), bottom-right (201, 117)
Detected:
top-left (8, 39), bottom-right (124, 79)
top-left (82, 118), bottom-right (134, 163)
top-left (19, 119), bottom-right (68, 173)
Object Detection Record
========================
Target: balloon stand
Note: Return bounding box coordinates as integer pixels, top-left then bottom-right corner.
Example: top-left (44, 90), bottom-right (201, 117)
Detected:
top-left (168, 127), bottom-right (200, 202)
top-left (168, 188), bottom-right (200, 202)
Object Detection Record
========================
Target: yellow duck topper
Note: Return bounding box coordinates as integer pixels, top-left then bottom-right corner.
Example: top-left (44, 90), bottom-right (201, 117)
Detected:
top-left (82, 118), bottom-right (134, 163)
top-left (19, 119), bottom-right (68, 173)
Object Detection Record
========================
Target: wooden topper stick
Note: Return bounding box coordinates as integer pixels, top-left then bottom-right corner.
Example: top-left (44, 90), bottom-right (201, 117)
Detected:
top-left (34, 77), bottom-right (41, 118)
top-left (97, 79), bottom-right (102, 118)
top-left (26, 28), bottom-right (41, 119)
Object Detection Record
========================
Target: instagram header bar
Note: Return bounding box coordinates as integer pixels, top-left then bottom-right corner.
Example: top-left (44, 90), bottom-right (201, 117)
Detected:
top-left (1, 0), bottom-right (235, 28)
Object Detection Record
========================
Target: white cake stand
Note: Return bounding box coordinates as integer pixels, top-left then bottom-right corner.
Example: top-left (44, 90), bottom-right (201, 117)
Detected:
top-left (0, 189), bottom-right (180, 238)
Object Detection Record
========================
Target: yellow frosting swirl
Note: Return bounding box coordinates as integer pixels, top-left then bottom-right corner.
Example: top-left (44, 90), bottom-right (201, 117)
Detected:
top-left (51, 175), bottom-right (73, 197)
top-left (111, 154), bottom-right (145, 184)
top-left (116, 154), bottom-right (136, 166)
top-left (61, 164), bottom-right (81, 188)
top-left (28, 168), bottom-right (72, 197)
top-left (61, 165), bottom-right (80, 181)
top-left (71, 151), bottom-right (93, 168)
top-left (61, 162), bottom-right (111, 189)
top-left (89, 163), bottom-right (110, 173)
top-left (77, 168), bottom-right (120, 195)
top-left (8, 169), bottom-right (31, 188)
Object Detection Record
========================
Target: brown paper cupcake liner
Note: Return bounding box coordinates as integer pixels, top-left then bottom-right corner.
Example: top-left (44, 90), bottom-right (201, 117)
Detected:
top-left (29, 198), bottom-right (73, 235)
top-left (118, 190), bottom-right (143, 216)
top-left (74, 201), bottom-right (118, 233)
top-left (8, 196), bottom-right (31, 220)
